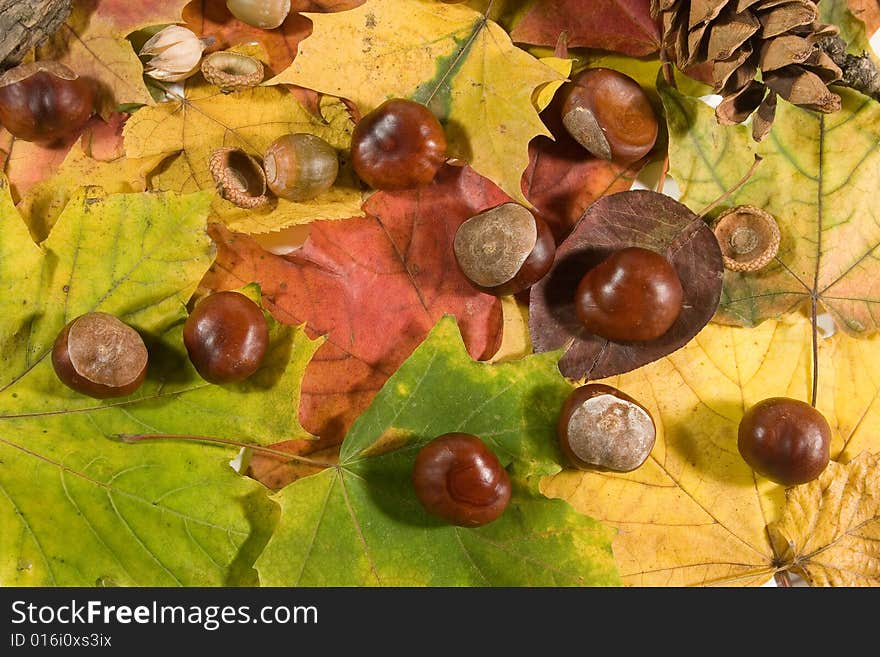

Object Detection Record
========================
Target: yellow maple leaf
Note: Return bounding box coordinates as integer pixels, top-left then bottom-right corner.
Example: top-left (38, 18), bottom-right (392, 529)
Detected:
top-left (768, 453), bottom-right (880, 586)
top-left (123, 79), bottom-right (365, 233)
top-left (267, 0), bottom-right (563, 206)
top-left (542, 314), bottom-right (880, 586)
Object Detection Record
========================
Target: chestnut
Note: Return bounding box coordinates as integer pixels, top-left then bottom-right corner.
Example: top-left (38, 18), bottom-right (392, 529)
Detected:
top-left (575, 246), bottom-right (683, 343)
top-left (51, 312), bottom-right (148, 398)
top-left (350, 98), bottom-right (447, 190)
top-left (557, 384), bottom-right (656, 472)
top-left (453, 203), bottom-right (556, 296)
top-left (183, 291), bottom-right (269, 384)
top-left (264, 133), bottom-right (339, 201)
top-left (0, 62), bottom-right (94, 144)
top-left (412, 432), bottom-right (511, 527)
top-left (560, 67), bottom-right (658, 165)
top-left (226, 0), bottom-right (291, 29)
top-left (737, 397), bottom-right (831, 486)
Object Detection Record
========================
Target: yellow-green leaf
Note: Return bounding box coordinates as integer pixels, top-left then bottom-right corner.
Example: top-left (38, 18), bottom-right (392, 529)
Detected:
top-left (123, 81), bottom-right (365, 233)
top-left (17, 142), bottom-right (163, 242)
top-left (0, 182), bottom-right (319, 585)
top-left (662, 83), bottom-right (880, 335)
top-left (267, 0), bottom-right (563, 206)
top-left (768, 453), bottom-right (880, 586)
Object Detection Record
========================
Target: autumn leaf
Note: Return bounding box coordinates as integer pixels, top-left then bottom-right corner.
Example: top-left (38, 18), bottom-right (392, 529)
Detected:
top-left (202, 165), bottom-right (505, 454)
top-left (267, 0), bottom-right (563, 206)
top-left (123, 76), bottom-right (365, 233)
top-left (0, 113), bottom-right (128, 202)
top-left (529, 190), bottom-right (724, 380)
top-left (18, 137), bottom-right (164, 242)
top-left (510, 0), bottom-right (661, 57)
top-left (183, 0), bottom-right (312, 75)
top-left (542, 314), bottom-right (880, 586)
top-left (768, 453), bottom-right (880, 586)
top-left (0, 180), bottom-right (318, 585)
top-left (848, 0), bottom-right (880, 37)
top-left (255, 316), bottom-right (620, 586)
top-left (662, 82), bottom-right (880, 336)
top-left (522, 92), bottom-right (646, 243)
top-left (38, 0), bottom-right (191, 116)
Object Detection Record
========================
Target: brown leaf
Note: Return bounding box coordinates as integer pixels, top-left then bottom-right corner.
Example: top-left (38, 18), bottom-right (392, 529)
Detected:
top-left (510, 0), bottom-right (661, 57)
top-left (529, 189), bottom-right (724, 380)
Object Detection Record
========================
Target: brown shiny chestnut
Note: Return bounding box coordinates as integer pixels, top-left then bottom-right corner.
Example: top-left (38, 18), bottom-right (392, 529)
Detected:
top-left (52, 312), bottom-right (148, 398)
top-left (575, 247), bottom-right (683, 343)
top-left (412, 432), bottom-right (511, 527)
top-left (183, 291), bottom-right (269, 384)
top-left (264, 133), bottom-right (339, 201)
top-left (557, 384), bottom-right (656, 472)
top-left (0, 62), bottom-right (94, 144)
top-left (737, 397), bottom-right (831, 486)
top-left (453, 203), bottom-right (556, 296)
top-left (560, 67), bottom-right (658, 165)
top-left (350, 98), bottom-right (447, 190)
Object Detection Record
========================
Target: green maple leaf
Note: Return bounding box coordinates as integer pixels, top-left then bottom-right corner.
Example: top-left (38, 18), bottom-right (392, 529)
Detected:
top-left (0, 180), bottom-right (318, 586)
top-left (256, 317), bottom-right (619, 586)
top-left (661, 82), bottom-right (880, 335)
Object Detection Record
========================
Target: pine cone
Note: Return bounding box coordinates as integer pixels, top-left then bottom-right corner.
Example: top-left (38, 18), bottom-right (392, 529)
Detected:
top-left (652, 0), bottom-right (843, 140)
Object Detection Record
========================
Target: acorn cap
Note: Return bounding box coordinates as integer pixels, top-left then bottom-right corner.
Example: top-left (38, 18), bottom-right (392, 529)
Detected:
top-left (200, 51), bottom-right (264, 93)
top-left (712, 205), bottom-right (781, 272)
top-left (209, 147), bottom-right (270, 209)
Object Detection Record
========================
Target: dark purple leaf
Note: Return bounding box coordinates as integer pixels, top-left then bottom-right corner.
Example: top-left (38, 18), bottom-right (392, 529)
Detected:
top-left (529, 190), bottom-right (724, 379)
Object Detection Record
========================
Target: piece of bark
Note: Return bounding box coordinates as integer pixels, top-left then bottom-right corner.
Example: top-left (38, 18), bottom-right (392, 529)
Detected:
top-left (819, 35), bottom-right (880, 102)
top-left (0, 0), bottom-right (72, 71)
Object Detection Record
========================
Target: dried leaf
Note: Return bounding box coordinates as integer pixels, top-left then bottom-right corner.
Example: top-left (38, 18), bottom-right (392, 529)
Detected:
top-left (768, 453), bottom-right (880, 586)
top-left (529, 190), bottom-right (724, 380)
top-left (510, 0), bottom-right (662, 57)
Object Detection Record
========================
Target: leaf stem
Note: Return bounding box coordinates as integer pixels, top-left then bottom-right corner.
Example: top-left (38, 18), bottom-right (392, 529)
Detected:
top-left (117, 433), bottom-right (338, 469)
top-left (774, 570), bottom-right (793, 587)
top-left (697, 154), bottom-right (763, 220)
top-left (811, 296), bottom-right (819, 408)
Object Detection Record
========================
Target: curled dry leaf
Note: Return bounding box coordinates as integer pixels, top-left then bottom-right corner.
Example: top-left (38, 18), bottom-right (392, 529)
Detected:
top-left (510, 0), bottom-right (661, 57)
top-left (529, 189), bottom-right (724, 380)
top-left (768, 453), bottom-right (880, 586)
